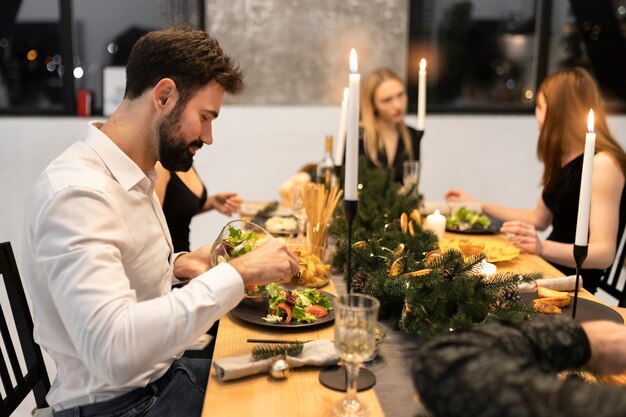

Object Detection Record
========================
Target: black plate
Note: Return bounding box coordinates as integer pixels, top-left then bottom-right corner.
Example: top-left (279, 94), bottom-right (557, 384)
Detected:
top-left (230, 286), bottom-right (335, 329)
top-left (446, 217), bottom-right (501, 235)
top-left (520, 292), bottom-right (624, 324)
top-left (445, 226), bottom-right (499, 235)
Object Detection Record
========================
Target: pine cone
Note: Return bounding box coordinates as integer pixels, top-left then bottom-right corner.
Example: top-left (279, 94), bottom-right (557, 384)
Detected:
top-left (443, 267), bottom-right (455, 280)
top-left (351, 271), bottom-right (371, 293)
top-left (499, 287), bottom-right (521, 303)
top-left (401, 302), bottom-right (413, 319)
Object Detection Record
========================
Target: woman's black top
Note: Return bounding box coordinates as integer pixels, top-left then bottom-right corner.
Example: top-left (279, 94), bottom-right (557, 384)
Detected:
top-left (162, 170), bottom-right (207, 253)
top-left (542, 154), bottom-right (626, 292)
top-left (358, 125), bottom-right (422, 183)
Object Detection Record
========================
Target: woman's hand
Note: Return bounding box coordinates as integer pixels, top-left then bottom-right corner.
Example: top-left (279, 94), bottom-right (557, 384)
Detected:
top-left (444, 189), bottom-right (476, 203)
top-left (209, 192), bottom-right (243, 216)
top-left (500, 220), bottom-right (543, 255)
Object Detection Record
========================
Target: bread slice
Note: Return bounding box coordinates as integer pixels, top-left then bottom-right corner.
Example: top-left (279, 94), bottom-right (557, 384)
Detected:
top-left (537, 286), bottom-right (569, 298)
top-left (533, 296), bottom-right (571, 308)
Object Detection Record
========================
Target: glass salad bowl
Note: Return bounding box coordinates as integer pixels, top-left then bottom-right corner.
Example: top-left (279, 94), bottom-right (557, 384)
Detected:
top-left (209, 220), bottom-right (272, 267)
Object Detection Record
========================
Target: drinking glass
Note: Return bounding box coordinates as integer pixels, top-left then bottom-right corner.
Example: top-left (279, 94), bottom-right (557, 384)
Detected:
top-left (332, 294), bottom-right (380, 417)
top-left (292, 186), bottom-right (307, 243)
top-left (403, 160), bottom-right (420, 191)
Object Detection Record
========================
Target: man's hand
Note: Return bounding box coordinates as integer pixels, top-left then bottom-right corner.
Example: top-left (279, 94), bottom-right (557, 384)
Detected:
top-left (172, 243), bottom-right (213, 280)
top-left (228, 238), bottom-right (299, 287)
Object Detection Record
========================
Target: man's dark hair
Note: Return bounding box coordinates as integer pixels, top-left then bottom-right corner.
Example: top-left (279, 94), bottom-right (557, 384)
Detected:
top-left (124, 27), bottom-right (243, 105)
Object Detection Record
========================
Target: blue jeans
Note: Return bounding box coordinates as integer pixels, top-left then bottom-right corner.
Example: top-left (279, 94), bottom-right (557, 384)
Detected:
top-left (53, 358), bottom-right (210, 417)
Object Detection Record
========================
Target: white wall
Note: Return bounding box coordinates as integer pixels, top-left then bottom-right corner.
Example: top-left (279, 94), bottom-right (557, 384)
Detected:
top-left (3, 110), bottom-right (626, 259)
top-left (2, 109), bottom-right (626, 415)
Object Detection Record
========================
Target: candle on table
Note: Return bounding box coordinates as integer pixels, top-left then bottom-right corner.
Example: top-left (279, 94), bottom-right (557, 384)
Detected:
top-left (344, 49), bottom-right (360, 201)
top-left (334, 87), bottom-right (349, 166)
top-left (575, 109), bottom-right (596, 246)
top-left (417, 58), bottom-right (427, 131)
top-left (425, 209), bottom-right (446, 239)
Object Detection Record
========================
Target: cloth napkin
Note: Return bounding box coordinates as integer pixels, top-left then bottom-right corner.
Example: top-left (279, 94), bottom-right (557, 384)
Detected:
top-left (518, 275), bottom-right (582, 293)
top-left (213, 339), bottom-right (338, 382)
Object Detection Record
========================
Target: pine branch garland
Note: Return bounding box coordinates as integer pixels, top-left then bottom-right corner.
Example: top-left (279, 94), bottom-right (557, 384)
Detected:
top-left (330, 157), bottom-right (541, 340)
top-left (251, 342), bottom-right (303, 361)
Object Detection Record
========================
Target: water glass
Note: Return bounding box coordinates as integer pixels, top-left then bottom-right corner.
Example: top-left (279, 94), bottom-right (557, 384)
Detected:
top-left (332, 294), bottom-right (380, 417)
top-left (403, 160), bottom-right (420, 191)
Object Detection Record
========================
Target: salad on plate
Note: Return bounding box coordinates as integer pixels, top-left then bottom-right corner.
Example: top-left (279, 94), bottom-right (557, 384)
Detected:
top-left (446, 207), bottom-right (492, 232)
top-left (261, 283), bottom-right (333, 325)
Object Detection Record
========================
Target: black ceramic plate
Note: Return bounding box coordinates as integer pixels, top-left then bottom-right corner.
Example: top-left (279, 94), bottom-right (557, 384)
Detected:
top-left (520, 292), bottom-right (624, 324)
top-left (230, 286), bottom-right (335, 329)
top-left (446, 217), bottom-right (501, 235)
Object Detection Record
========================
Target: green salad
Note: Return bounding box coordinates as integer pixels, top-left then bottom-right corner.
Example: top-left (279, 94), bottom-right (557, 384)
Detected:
top-left (261, 283), bottom-right (333, 324)
top-left (217, 225), bottom-right (260, 265)
top-left (446, 207), bottom-right (491, 231)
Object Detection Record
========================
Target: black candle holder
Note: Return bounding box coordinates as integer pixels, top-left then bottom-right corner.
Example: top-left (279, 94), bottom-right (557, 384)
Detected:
top-left (344, 199), bottom-right (358, 294)
top-left (572, 244), bottom-right (588, 319)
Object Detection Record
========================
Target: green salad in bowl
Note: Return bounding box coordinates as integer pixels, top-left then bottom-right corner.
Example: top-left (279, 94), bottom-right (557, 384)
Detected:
top-left (209, 220), bottom-right (271, 267)
top-left (446, 207), bottom-right (492, 231)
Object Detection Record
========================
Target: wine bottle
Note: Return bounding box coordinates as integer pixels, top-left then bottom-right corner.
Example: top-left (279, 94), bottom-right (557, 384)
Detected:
top-left (316, 135), bottom-right (337, 190)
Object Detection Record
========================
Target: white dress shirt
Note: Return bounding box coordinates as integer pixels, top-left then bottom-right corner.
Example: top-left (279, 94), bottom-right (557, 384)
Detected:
top-left (22, 122), bottom-right (244, 409)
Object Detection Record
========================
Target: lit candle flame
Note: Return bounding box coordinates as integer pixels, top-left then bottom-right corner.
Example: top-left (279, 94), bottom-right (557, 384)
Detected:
top-left (349, 48), bottom-right (358, 73)
top-left (435, 209), bottom-right (440, 216)
top-left (420, 58), bottom-right (427, 71)
top-left (587, 109), bottom-right (594, 133)
top-left (343, 86), bottom-right (349, 101)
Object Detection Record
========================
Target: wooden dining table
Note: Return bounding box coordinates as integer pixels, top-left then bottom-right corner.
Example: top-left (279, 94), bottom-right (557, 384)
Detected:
top-left (201, 231), bottom-right (626, 417)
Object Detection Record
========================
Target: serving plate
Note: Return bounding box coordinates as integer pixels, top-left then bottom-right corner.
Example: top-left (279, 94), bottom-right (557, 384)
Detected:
top-left (230, 286), bottom-right (335, 329)
top-left (520, 292), bottom-right (623, 324)
top-left (445, 217), bottom-right (501, 235)
top-left (439, 238), bottom-right (520, 263)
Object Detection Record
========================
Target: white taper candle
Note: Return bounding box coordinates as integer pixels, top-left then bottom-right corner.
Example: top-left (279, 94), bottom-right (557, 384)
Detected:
top-left (417, 58), bottom-right (427, 131)
top-left (334, 87), bottom-right (349, 166)
top-left (345, 49), bottom-right (360, 201)
top-left (575, 109), bottom-right (596, 246)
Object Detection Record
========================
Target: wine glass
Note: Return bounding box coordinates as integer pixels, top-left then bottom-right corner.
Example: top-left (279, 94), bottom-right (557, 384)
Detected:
top-left (292, 186), bottom-right (307, 243)
top-left (403, 160), bottom-right (420, 193)
top-left (332, 293), bottom-right (380, 417)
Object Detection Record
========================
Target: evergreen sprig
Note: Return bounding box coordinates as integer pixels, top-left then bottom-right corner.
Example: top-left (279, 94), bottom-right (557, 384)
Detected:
top-left (329, 161), bottom-right (540, 340)
top-left (251, 342), bottom-right (303, 361)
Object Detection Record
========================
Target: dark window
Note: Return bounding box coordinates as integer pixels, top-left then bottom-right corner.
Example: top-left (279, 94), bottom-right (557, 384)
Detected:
top-left (408, 0), bottom-right (626, 113)
top-left (0, 0), bottom-right (203, 115)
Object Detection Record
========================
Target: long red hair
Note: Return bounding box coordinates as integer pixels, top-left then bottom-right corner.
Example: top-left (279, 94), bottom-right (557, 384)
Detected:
top-left (537, 67), bottom-right (626, 190)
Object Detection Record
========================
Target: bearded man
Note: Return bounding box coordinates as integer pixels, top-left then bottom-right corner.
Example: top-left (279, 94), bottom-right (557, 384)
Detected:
top-left (22, 28), bottom-right (298, 417)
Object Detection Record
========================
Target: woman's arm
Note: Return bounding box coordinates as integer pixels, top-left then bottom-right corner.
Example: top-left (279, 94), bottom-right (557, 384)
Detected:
top-left (202, 192), bottom-right (243, 216)
top-left (154, 162), bottom-right (171, 205)
top-left (539, 152), bottom-right (624, 269)
top-left (445, 189), bottom-right (551, 229)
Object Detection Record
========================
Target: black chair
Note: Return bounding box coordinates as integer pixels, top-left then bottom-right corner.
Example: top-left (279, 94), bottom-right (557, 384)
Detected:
top-left (0, 242), bottom-right (51, 416)
top-left (598, 227), bottom-right (626, 307)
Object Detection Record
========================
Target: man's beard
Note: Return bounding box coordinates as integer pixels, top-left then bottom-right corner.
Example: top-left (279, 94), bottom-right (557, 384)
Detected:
top-left (157, 104), bottom-right (203, 172)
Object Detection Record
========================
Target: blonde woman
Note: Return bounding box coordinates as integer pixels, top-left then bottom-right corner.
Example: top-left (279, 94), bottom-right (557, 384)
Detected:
top-left (446, 68), bottom-right (626, 293)
top-left (359, 68), bottom-right (422, 182)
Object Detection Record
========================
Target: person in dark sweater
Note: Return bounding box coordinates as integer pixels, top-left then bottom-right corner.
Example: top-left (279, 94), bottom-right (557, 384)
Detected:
top-left (446, 68), bottom-right (626, 293)
top-left (359, 68), bottom-right (422, 183)
top-left (413, 316), bottom-right (626, 417)
top-left (155, 162), bottom-right (242, 253)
